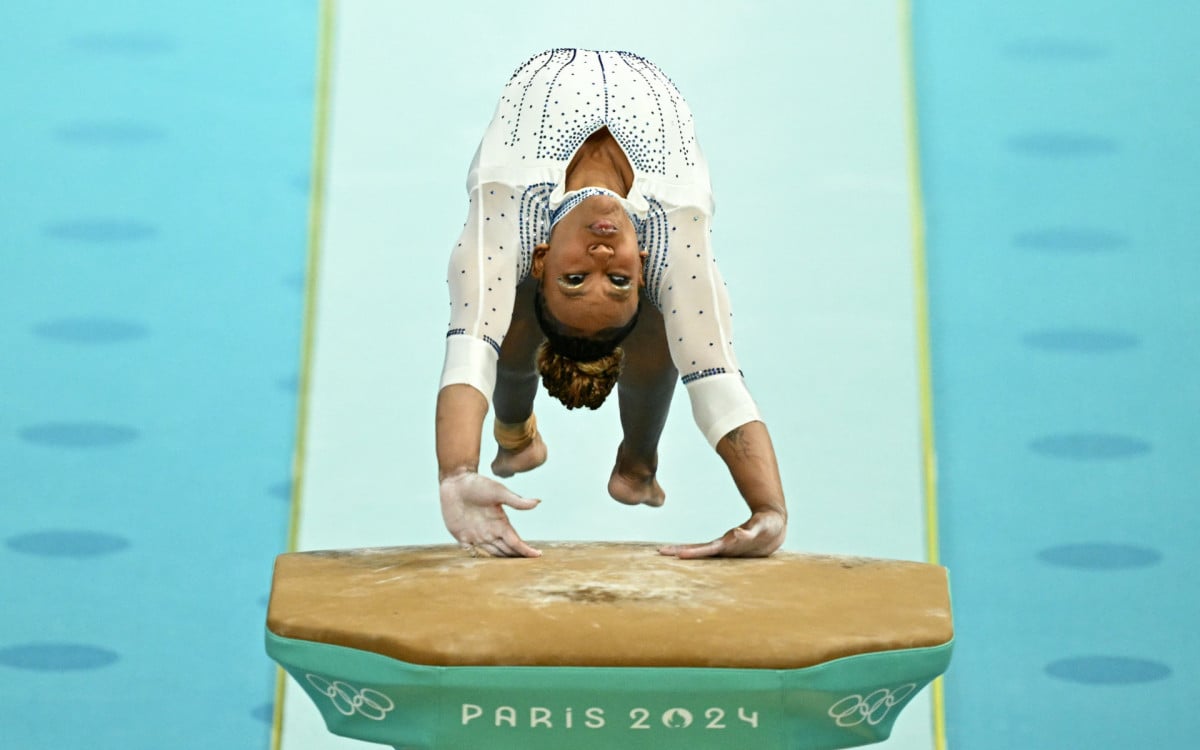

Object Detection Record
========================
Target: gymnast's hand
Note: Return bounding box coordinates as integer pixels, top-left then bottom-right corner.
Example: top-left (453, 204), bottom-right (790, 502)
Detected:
top-left (658, 508), bottom-right (787, 559)
top-left (439, 470), bottom-right (543, 557)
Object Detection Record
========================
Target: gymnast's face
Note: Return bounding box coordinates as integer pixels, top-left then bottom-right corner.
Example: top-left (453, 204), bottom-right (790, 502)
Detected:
top-left (532, 194), bottom-right (646, 334)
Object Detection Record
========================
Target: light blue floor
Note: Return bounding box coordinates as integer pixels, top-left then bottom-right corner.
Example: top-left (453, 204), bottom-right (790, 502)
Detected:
top-left (916, 1), bottom-right (1200, 747)
top-left (0, 3), bottom-right (314, 748)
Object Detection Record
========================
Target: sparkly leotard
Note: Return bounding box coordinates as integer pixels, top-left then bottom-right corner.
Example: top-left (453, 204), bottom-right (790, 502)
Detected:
top-left (439, 49), bottom-right (760, 447)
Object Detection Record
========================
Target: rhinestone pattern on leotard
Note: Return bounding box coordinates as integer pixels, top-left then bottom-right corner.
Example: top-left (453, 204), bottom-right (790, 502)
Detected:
top-left (496, 49), bottom-right (698, 178)
top-left (444, 50), bottom-right (759, 439)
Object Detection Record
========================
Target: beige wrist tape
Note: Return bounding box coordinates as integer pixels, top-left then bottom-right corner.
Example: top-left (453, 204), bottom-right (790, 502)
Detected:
top-left (493, 413), bottom-right (538, 451)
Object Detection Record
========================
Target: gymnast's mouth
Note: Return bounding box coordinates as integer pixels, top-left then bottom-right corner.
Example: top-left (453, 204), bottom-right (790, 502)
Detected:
top-left (588, 220), bottom-right (619, 235)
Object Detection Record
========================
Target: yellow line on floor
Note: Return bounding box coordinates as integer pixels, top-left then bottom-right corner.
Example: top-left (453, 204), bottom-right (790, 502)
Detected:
top-left (900, 0), bottom-right (948, 748)
top-left (272, 1), bottom-right (336, 749)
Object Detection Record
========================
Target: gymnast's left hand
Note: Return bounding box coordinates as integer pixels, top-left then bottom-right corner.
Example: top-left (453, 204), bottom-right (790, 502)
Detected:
top-left (439, 469), bottom-right (543, 557)
top-left (658, 508), bottom-right (786, 559)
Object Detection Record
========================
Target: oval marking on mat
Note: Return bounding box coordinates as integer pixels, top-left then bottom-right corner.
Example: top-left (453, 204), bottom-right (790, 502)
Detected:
top-left (44, 220), bottom-right (157, 243)
top-left (1046, 656), bottom-right (1171, 685)
top-left (1029, 433), bottom-right (1150, 460)
top-left (6, 530), bottom-right (130, 558)
top-left (55, 122), bottom-right (165, 146)
top-left (1013, 228), bottom-right (1129, 253)
top-left (282, 271), bottom-right (305, 292)
top-left (251, 703), bottom-right (275, 724)
top-left (33, 317), bottom-right (148, 344)
top-left (1022, 329), bottom-right (1140, 353)
top-left (70, 33), bottom-right (176, 55)
top-left (276, 374), bottom-right (299, 393)
top-left (268, 481), bottom-right (292, 500)
top-left (0, 643), bottom-right (120, 671)
top-left (1038, 543), bottom-right (1162, 570)
top-left (1007, 133), bottom-right (1118, 157)
top-left (1003, 38), bottom-right (1111, 61)
top-left (19, 422), bottom-right (140, 448)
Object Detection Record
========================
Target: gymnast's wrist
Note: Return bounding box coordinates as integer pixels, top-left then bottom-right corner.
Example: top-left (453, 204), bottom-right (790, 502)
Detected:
top-left (747, 498), bottom-right (787, 520)
top-left (438, 465), bottom-right (478, 483)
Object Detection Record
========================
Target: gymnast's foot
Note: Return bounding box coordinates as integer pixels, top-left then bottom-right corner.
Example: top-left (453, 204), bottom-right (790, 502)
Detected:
top-left (608, 445), bottom-right (666, 507)
top-left (491, 432), bottom-right (547, 478)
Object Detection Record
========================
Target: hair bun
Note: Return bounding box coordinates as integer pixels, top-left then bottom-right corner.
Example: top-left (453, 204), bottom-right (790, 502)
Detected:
top-left (536, 343), bottom-right (623, 410)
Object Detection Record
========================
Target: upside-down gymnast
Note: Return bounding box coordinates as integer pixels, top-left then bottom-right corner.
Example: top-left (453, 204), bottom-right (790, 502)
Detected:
top-left (436, 49), bottom-right (786, 558)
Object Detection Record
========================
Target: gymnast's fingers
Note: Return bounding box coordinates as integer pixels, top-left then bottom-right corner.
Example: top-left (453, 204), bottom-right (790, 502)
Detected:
top-left (490, 536), bottom-right (526, 558)
top-left (661, 512), bottom-right (785, 558)
top-left (658, 537), bottom-right (727, 559)
top-left (478, 535), bottom-right (538, 558)
top-left (489, 537), bottom-right (514, 556)
top-left (477, 477), bottom-right (544, 511)
top-left (502, 532), bottom-right (542, 558)
top-left (494, 483), bottom-right (541, 511)
top-left (475, 539), bottom-right (507, 557)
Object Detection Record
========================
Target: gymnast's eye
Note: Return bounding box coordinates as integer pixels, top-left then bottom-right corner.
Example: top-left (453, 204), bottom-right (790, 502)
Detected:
top-left (608, 274), bottom-right (631, 288)
top-left (562, 273), bottom-right (586, 287)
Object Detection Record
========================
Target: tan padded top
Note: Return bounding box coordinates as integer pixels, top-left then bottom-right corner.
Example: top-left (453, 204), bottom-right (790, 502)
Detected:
top-left (267, 542), bottom-right (953, 669)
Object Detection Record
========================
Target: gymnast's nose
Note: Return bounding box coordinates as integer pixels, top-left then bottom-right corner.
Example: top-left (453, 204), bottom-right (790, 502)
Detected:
top-left (587, 244), bottom-right (615, 262)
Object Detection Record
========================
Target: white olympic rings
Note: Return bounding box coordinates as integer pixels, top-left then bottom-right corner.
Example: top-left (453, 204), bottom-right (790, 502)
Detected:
top-left (305, 674), bottom-right (395, 721)
top-left (827, 683), bottom-right (917, 728)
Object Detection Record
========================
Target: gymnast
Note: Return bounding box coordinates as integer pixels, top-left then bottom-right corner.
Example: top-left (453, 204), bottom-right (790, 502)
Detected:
top-left (436, 49), bottom-right (786, 559)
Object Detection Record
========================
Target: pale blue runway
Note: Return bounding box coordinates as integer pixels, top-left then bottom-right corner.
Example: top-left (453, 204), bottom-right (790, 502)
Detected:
top-left (282, 1), bottom-right (936, 748)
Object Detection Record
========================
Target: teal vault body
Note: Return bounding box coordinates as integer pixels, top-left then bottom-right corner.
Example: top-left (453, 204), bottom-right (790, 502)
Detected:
top-left (266, 543), bottom-right (953, 750)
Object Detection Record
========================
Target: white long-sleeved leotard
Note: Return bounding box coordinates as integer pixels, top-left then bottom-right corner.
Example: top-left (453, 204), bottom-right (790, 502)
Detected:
top-left (439, 49), bottom-right (761, 448)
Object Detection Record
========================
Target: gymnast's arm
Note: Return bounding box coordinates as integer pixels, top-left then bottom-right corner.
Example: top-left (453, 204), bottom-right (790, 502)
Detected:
top-left (658, 420), bottom-right (787, 558)
top-left (720, 422), bottom-right (788, 551)
top-left (652, 210), bottom-right (787, 557)
top-left (436, 183), bottom-right (542, 557)
top-left (435, 385), bottom-right (486, 479)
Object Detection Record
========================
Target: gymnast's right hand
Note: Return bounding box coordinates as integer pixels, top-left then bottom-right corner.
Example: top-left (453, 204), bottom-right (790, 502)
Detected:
top-left (438, 470), bottom-right (543, 557)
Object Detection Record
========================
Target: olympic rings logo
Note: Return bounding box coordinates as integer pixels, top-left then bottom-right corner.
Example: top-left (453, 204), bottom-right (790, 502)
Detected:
top-left (305, 674), bottom-right (395, 721)
top-left (827, 683), bottom-right (917, 728)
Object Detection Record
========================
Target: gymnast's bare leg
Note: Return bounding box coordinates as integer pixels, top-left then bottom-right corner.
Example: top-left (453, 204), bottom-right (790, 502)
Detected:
top-left (608, 299), bottom-right (675, 506)
top-left (490, 280), bottom-right (548, 477)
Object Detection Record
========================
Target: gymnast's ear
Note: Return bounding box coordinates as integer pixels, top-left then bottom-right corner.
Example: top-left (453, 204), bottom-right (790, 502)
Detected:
top-left (531, 243), bottom-right (550, 280)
